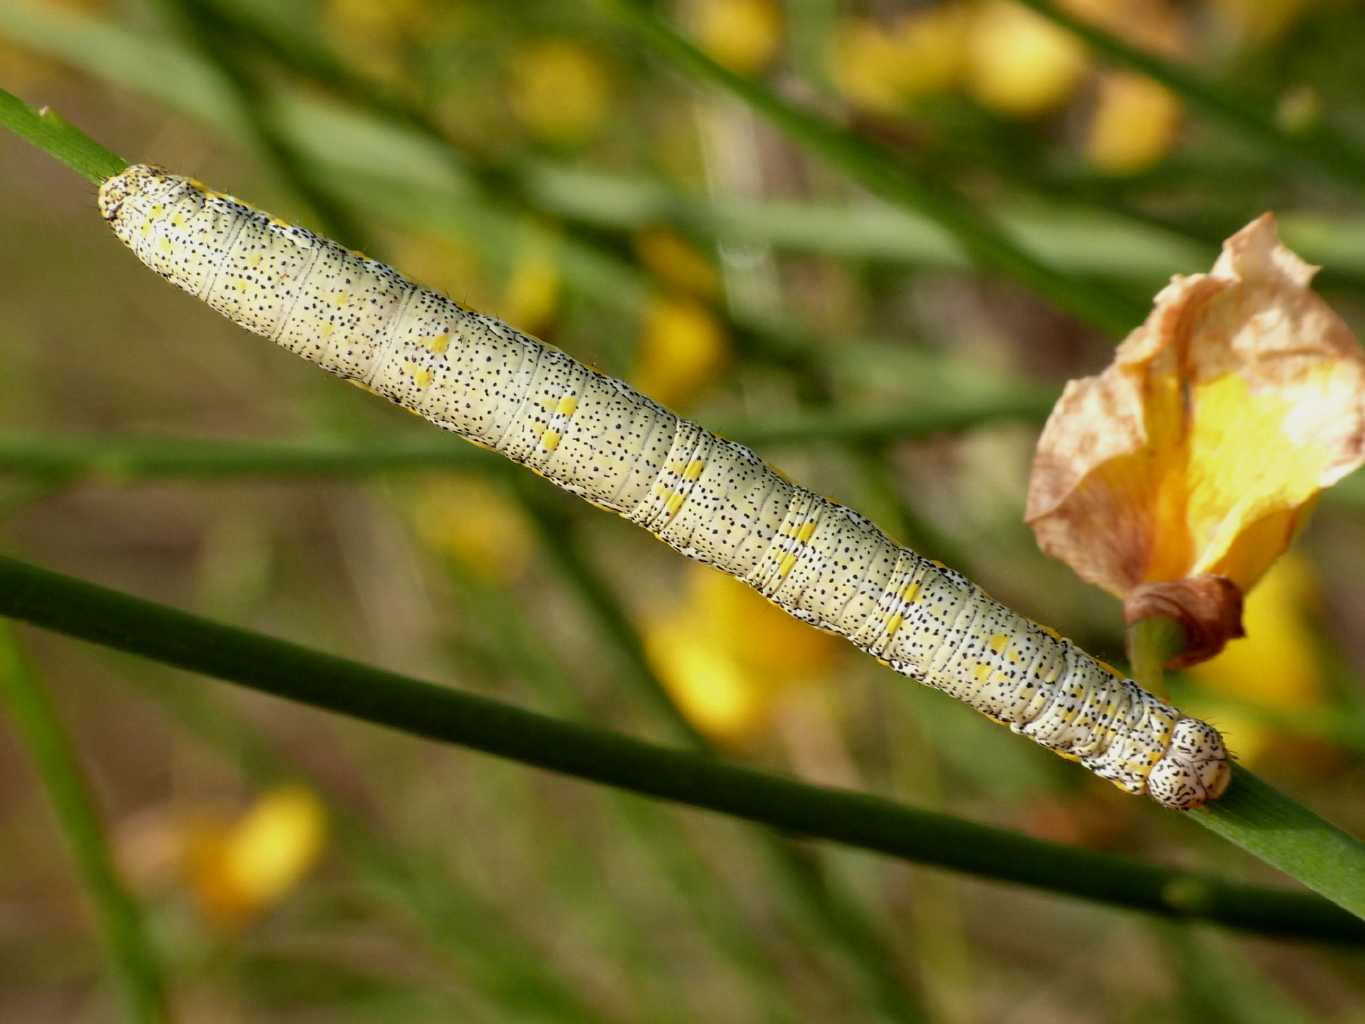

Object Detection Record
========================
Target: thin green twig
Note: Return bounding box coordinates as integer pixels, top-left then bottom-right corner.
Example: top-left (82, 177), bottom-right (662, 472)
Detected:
top-left (515, 482), bottom-right (924, 1022)
top-left (0, 624), bottom-right (168, 1022)
top-left (0, 553), bottom-right (1360, 942)
top-left (1126, 619), bottom-right (1365, 926)
top-left (107, 657), bottom-right (614, 1024)
top-left (604, 0), bottom-right (1146, 335)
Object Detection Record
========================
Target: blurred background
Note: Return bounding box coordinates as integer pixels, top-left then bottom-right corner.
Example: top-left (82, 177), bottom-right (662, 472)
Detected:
top-left (3, 0), bottom-right (1365, 1020)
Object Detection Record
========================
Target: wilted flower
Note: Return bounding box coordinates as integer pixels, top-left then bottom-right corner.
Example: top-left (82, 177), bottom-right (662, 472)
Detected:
top-left (632, 294), bottom-right (730, 410)
top-left (1184, 553), bottom-right (1328, 765)
top-left (184, 786), bottom-right (327, 931)
top-left (644, 566), bottom-right (842, 744)
top-left (509, 40), bottom-right (613, 146)
top-left (1026, 214), bottom-right (1365, 664)
top-left (1086, 71), bottom-right (1183, 174)
top-left (691, 0), bottom-right (783, 75)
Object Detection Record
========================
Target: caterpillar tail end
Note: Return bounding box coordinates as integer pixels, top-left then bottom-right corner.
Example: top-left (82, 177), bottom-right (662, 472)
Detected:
top-left (98, 163), bottom-right (168, 222)
top-left (1147, 718), bottom-right (1232, 811)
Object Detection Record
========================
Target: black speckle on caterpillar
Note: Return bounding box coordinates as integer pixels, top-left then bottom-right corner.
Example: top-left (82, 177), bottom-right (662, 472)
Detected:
top-left (98, 164), bottom-right (1231, 810)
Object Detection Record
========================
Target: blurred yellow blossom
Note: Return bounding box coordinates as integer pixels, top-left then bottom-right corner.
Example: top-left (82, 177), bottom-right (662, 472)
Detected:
top-left (1086, 71), bottom-right (1183, 173)
top-left (1211, 0), bottom-right (1317, 46)
top-left (634, 228), bottom-right (721, 300)
top-left (324, 0), bottom-right (435, 86)
top-left (691, 0), bottom-right (783, 75)
top-left (509, 40), bottom-right (613, 146)
top-left (1185, 553), bottom-right (1327, 764)
top-left (1027, 214), bottom-right (1365, 663)
top-left (965, 1), bottom-right (1090, 117)
top-left (829, 7), bottom-right (969, 114)
top-left (412, 476), bottom-right (535, 584)
top-left (632, 294), bottom-right (730, 409)
top-left (184, 786), bottom-right (327, 931)
top-left (644, 566), bottom-right (842, 744)
top-left (494, 229), bottom-right (562, 336)
top-left (393, 233), bottom-right (495, 313)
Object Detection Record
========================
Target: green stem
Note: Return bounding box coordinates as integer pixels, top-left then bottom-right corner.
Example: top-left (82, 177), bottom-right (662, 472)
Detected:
top-left (114, 657), bottom-right (611, 1024)
top-left (1013, 0), bottom-right (1365, 193)
top-left (1127, 616), bottom-right (1185, 700)
top-left (0, 554), bottom-right (1359, 941)
top-left (0, 87), bottom-right (123, 183)
top-left (604, 0), bottom-right (1146, 336)
top-left (515, 484), bottom-right (923, 1022)
top-left (1128, 612), bottom-right (1365, 922)
top-left (0, 624), bottom-right (168, 1022)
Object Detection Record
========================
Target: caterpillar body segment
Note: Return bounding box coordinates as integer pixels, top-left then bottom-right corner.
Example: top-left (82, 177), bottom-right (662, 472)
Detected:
top-left (98, 164), bottom-right (1231, 810)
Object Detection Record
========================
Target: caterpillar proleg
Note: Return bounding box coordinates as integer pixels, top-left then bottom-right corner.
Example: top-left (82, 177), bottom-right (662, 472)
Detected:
top-left (98, 164), bottom-right (1231, 810)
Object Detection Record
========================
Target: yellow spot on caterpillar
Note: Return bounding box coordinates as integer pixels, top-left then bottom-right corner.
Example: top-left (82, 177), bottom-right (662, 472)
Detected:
top-left (885, 613), bottom-right (903, 637)
top-left (426, 333), bottom-right (450, 354)
top-left (413, 367), bottom-right (434, 388)
top-left (234, 278), bottom-right (251, 293)
top-left (350, 249), bottom-right (368, 260)
top-left (973, 662), bottom-right (992, 683)
top-left (1096, 658), bottom-right (1125, 679)
top-left (333, 291), bottom-right (350, 308)
top-left (902, 582), bottom-right (921, 603)
top-left (158, 237), bottom-right (173, 254)
top-left (171, 213), bottom-right (186, 229)
top-left (665, 492), bottom-right (684, 517)
top-left (542, 430), bottom-right (561, 451)
top-left (532, 422), bottom-right (547, 435)
top-left (141, 222), bottom-right (152, 238)
top-left (149, 204), bottom-right (164, 219)
top-left (248, 253), bottom-right (263, 268)
top-left (557, 396), bottom-right (579, 416)
top-left (797, 521), bottom-right (817, 543)
top-left (989, 633), bottom-right (1008, 653)
top-left (684, 459), bottom-right (704, 481)
top-left (778, 553), bottom-right (797, 577)
top-left (1039, 623), bottom-right (1062, 641)
top-left (1054, 749), bottom-right (1082, 763)
top-left (318, 321), bottom-right (335, 341)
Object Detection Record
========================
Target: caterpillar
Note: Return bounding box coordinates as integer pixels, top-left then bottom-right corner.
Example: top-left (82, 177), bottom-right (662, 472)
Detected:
top-left (98, 163), bottom-right (1231, 810)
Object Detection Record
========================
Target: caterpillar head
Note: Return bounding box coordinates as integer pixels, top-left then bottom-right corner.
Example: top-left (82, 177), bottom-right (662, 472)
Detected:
top-left (98, 164), bottom-right (179, 222)
top-left (1146, 717), bottom-right (1231, 810)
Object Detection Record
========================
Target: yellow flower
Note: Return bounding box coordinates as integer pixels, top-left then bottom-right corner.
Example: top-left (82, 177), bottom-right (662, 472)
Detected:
top-left (412, 476), bottom-right (534, 584)
top-left (324, 0), bottom-right (435, 85)
top-left (1026, 215), bottom-right (1365, 661)
top-left (392, 233), bottom-right (494, 313)
top-left (1086, 71), bottom-right (1183, 174)
top-left (509, 40), bottom-right (613, 146)
top-left (184, 786), bottom-right (327, 931)
top-left (644, 566), bottom-right (842, 744)
top-left (1184, 554), bottom-right (1326, 764)
top-left (691, 0), bottom-right (783, 76)
top-left (1211, 0), bottom-right (1317, 46)
top-left (634, 228), bottom-right (720, 301)
top-left (631, 294), bottom-right (730, 410)
top-left (965, 1), bottom-right (1090, 117)
top-left (494, 227), bottom-right (561, 336)
top-left (829, 8), bottom-right (969, 114)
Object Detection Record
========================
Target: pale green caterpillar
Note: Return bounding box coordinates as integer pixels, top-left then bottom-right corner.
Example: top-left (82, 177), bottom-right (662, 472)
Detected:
top-left (98, 164), bottom-right (1231, 810)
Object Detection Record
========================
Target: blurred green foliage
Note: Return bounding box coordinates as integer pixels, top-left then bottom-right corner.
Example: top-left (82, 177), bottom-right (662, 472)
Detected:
top-left (3, 1), bottom-right (1365, 1021)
